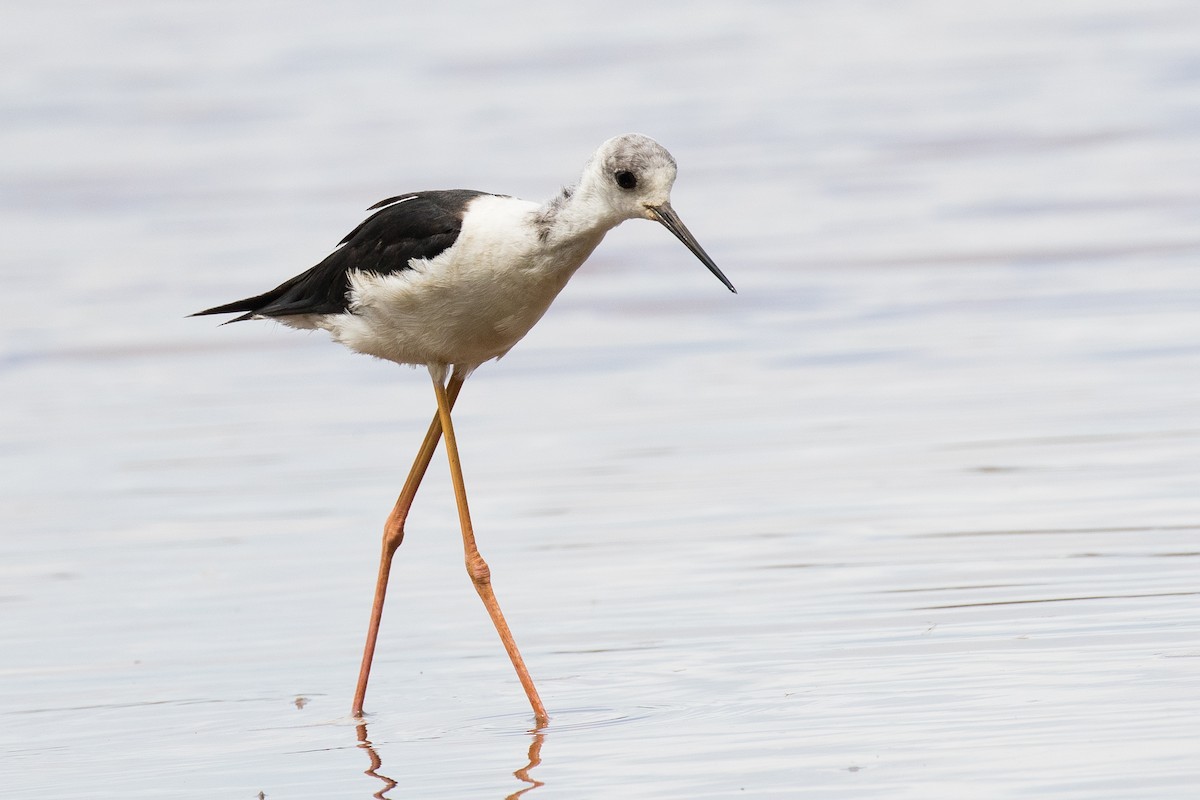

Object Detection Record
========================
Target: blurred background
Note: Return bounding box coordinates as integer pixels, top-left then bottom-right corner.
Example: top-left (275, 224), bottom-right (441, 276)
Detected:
top-left (2, 1), bottom-right (1198, 797)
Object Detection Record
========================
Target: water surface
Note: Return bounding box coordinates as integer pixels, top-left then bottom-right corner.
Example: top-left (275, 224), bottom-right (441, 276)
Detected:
top-left (2, 1), bottom-right (1199, 797)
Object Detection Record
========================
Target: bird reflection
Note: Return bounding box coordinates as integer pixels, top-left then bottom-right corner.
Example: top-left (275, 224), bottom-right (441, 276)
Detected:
top-left (506, 731), bottom-right (546, 800)
top-left (355, 721), bottom-right (547, 799)
top-left (356, 723), bottom-right (398, 799)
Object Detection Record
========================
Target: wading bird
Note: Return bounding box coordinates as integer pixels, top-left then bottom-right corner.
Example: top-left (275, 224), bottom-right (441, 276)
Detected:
top-left (194, 133), bottom-right (735, 724)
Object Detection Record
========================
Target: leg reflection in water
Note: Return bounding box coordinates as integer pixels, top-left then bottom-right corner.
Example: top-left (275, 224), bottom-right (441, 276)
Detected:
top-left (507, 732), bottom-right (546, 800)
top-left (355, 721), bottom-right (547, 799)
top-left (356, 723), bottom-right (398, 800)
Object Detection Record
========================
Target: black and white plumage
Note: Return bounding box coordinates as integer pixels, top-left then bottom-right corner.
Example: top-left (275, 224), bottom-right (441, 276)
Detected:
top-left (197, 189), bottom-right (492, 322)
top-left (194, 133), bottom-right (734, 373)
top-left (193, 134), bottom-right (734, 723)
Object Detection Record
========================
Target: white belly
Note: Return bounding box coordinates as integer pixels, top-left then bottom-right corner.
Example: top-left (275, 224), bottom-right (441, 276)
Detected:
top-left (305, 195), bottom-right (606, 368)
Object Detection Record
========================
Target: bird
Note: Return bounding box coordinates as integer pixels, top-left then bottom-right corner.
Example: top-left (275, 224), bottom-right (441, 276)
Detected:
top-left (193, 133), bottom-right (735, 724)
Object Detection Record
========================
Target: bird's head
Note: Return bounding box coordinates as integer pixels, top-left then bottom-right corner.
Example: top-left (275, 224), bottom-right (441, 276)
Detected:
top-left (582, 133), bottom-right (736, 293)
top-left (587, 133), bottom-right (680, 220)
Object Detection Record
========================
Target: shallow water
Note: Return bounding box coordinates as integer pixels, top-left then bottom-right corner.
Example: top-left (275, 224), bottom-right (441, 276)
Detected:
top-left (3, 1), bottom-right (1199, 797)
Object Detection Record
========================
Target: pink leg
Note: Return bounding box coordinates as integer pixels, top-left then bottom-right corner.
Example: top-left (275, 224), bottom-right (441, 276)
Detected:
top-left (430, 368), bottom-right (549, 725)
top-left (351, 373), bottom-right (464, 718)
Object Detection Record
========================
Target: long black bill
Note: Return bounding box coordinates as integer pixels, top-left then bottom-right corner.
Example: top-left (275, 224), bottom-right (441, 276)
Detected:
top-left (648, 203), bottom-right (737, 293)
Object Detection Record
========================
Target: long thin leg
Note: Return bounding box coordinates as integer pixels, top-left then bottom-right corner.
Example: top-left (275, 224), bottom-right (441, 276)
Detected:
top-left (351, 374), bottom-right (465, 718)
top-left (430, 367), bottom-right (549, 725)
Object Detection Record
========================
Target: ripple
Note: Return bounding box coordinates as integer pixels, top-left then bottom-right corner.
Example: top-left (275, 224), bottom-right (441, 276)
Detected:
top-left (469, 705), bottom-right (665, 736)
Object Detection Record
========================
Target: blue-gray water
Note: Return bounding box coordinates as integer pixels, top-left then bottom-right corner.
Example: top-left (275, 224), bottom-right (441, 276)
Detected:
top-left (2, 1), bottom-right (1199, 797)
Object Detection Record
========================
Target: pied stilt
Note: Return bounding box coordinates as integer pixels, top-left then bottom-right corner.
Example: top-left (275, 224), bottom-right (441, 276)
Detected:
top-left (193, 133), bottom-right (735, 724)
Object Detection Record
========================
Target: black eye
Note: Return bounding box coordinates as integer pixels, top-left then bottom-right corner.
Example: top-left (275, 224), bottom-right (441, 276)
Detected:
top-left (614, 170), bottom-right (637, 190)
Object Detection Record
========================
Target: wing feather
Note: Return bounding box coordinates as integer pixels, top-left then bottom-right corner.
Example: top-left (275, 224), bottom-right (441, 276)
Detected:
top-left (192, 189), bottom-right (492, 320)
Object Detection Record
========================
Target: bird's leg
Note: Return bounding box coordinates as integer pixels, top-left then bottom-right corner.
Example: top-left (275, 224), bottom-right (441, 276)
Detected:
top-left (351, 373), bottom-right (465, 718)
top-left (430, 367), bottom-right (549, 725)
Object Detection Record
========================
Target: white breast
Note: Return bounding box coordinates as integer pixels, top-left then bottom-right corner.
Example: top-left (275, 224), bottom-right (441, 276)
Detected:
top-left (314, 194), bottom-right (607, 369)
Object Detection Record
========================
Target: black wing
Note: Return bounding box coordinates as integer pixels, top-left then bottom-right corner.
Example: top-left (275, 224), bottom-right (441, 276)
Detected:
top-left (192, 189), bottom-right (493, 322)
